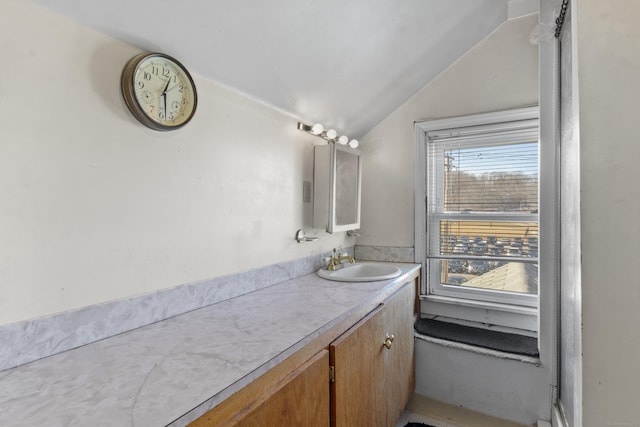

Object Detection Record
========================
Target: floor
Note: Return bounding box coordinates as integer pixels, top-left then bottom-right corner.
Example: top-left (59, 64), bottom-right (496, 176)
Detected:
top-left (396, 394), bottom-right (530, 427)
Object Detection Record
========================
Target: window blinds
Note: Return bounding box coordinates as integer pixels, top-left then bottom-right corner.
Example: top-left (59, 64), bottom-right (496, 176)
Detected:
top-left (427, 121), bottom-right (539, 261)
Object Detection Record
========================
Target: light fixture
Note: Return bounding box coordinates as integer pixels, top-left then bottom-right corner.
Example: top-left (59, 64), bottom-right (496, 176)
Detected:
top-left (297, 122), bottom-right (324, 135)
top-left (310, 123), bottom-right (324, 135)
top-left (297, 121), bottom-right (359, 148)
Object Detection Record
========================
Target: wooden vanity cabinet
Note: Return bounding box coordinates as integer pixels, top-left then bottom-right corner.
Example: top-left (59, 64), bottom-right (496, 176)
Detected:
top-left (190, 350), bottom-right (330, 427)
top-left (330, 282), bottom-right (415, 427)
top-left (233, 350), bottom-right (330, 427)
top-left (190, 278), bottom-right (417, 427)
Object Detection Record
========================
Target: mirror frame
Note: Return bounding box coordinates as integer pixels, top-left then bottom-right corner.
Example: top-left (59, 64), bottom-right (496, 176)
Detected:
top-left (313, 142), bottom-right (362, 233)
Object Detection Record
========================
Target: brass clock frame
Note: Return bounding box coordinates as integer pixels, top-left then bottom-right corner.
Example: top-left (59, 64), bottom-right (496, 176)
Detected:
top-left (121, 52), bottom-right (198, 131)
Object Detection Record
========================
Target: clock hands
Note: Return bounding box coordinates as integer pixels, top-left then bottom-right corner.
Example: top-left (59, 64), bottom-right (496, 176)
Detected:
top-left (162, 93), bottom-right (167, 121)
top-left (160, 78), bottom-right (171, 121)
top-left (166, 82), bottom-right (182, 93)
top-left (161, 77), bottom-right (171, 96)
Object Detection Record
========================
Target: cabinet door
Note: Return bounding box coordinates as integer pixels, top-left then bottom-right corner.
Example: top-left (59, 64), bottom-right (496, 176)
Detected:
top-left (330, 305), bottom-right (386, 427)
top-left (383, 283), bottom-right (416, 425)
top-left (234, 349), bottom-right (330, 427)
top-left (330, 282), bottom-right (416, 427)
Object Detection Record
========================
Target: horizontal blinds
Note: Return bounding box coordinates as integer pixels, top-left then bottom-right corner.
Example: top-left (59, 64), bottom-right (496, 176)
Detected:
top-left (427, 120), bottom-right (539, 261)
top-left (426, 119), bottom-right (538, 143)
top-left (434, 219), bottom-right (538, 259)
top-left (441, 142), bottom-right (538, 213)
top-left (428, 121), bottom-right (538, 214)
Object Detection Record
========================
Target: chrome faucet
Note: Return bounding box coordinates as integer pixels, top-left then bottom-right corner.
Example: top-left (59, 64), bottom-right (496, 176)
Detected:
top-left (326, 248), bottom-right (355, 271)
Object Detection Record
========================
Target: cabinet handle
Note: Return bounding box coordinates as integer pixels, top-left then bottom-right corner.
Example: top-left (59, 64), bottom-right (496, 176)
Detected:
top-left (384, 334), bottom-right (395, 349)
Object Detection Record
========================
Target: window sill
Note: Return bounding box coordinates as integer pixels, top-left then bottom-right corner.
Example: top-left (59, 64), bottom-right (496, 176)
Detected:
top-left (415, 317), bottom-right (538, 355)
top-left (414, 332), bottom-right (541, 366)
top-left (420, 294), bottom-right (538, 334)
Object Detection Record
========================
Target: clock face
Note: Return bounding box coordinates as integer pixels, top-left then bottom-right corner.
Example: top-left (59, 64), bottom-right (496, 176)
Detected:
top-left (121, 53), bottom-right (197, 131)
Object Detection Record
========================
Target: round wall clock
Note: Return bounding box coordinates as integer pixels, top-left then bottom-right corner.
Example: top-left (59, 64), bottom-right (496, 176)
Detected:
top-left (121, 52), bottom-right (198, 131)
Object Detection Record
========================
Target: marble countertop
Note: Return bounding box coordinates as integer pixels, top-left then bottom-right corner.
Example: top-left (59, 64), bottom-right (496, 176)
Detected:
top-left (0, 263), bottom-right (419, 427)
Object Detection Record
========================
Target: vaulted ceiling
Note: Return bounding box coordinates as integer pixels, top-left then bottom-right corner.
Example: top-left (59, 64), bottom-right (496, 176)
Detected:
top-left (35, 0), bottom-right (536, 138)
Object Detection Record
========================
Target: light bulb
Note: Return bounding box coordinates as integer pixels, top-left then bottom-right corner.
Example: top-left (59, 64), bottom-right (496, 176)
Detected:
top-left (337, 135), bottom-right (349, 145)
top-left (348, 139), bottom-right (359, 148)
top-left (310, 123), bottom-right (324, 135)
top-left (325, 129), bottom-right (337, 140)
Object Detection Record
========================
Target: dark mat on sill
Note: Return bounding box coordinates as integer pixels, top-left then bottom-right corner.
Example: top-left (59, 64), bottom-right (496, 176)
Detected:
top-left (404, 423), bottom-right (436, 427)
top-left (414, 318), bottom-right (539, 358)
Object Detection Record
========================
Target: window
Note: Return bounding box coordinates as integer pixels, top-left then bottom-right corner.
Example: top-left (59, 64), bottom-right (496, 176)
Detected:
top-left (415, 107), bottom-right (540, 328)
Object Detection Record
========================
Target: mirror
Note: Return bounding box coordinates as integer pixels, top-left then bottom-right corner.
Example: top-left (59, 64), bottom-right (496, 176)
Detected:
top-left (313, 143), bottom-right (362, 233)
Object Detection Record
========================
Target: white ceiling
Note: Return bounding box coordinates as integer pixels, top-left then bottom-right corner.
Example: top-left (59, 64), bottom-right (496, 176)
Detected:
top-left (35, 0), bottom-right (536, 138)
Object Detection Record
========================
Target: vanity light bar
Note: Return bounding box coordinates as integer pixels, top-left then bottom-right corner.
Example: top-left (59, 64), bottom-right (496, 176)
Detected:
top-left (297, 122), bottom-right (359, 148)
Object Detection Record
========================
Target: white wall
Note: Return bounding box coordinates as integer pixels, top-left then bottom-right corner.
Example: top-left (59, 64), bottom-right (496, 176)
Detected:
top-left (415, 340), bottom-right (550, 424)
top-left (0, 0), bottom-right (351, 326)
top-left (359, 13), bottom-right (551, 424)
top-left (576, 1), bottom-right (640, 425)
top-left (358, 14), bottom-right (539, 247)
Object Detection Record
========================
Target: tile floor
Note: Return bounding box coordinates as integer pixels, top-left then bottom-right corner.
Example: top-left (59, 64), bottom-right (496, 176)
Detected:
top-left (396, 394), bottom-right (530, 427)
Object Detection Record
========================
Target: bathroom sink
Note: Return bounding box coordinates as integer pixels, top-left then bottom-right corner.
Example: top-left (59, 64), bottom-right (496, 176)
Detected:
top-left (317, 262), bottom-right (402, 282)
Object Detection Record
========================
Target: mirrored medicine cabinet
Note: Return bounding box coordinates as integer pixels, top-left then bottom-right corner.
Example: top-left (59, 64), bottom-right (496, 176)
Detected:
top-left (313, 142), bottom-right (362, 233)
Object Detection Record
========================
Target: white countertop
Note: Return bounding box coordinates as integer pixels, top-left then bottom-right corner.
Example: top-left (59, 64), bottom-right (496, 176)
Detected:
top-left (0, 263), bottom-right (419, 427)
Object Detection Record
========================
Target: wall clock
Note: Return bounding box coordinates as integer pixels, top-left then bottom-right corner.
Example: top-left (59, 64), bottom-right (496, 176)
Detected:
top-left (121, 52), bottom-right (198, 131)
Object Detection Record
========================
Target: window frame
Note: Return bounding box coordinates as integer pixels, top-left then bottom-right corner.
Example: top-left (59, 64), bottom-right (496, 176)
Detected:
top-left (415, 107), bottom-right (541, 333)
top-left (427, 125), bottom-right (539, 307)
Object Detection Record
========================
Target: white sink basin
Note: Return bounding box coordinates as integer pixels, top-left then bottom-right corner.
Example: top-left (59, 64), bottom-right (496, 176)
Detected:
top-left (317, 262), bottom-right (402, 282)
